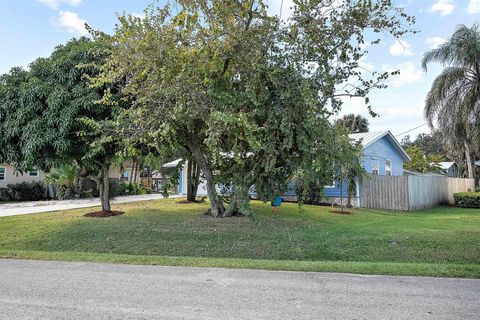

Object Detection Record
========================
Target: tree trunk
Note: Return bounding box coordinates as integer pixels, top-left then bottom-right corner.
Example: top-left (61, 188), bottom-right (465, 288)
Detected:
top-left (464, 141), bottom-right (474, 180)
top-left (129, 157), bottom-right (137, 184)
top-left (186, 137), bottom-right (224, 217)
top-left (187, 158), bottom-right (200, 202)
top-left (100, 165), bottom-right (111, 212)
top-left (94, 165), bottom-right (111, 212)
top-left (339, 176), bottom-right (344, 212)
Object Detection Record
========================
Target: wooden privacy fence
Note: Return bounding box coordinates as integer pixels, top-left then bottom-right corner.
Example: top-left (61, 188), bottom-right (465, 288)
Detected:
top-left (360, 175), bottom-right (475, 211)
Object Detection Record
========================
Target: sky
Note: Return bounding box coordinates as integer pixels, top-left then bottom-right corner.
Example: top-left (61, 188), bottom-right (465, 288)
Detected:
top-left (0, 0), bottom-right (479, 139)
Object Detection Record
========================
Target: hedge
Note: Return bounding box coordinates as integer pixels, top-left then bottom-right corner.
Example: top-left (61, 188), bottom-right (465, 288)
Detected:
top-left (454, 192), bottom-right (480, 208)
top-left (0, 182), bottom-right (46, 202)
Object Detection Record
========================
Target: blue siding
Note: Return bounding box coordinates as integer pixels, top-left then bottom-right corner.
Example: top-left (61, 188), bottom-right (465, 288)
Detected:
top-left (362, 136), bottom-right (404, 176)
top-left (285, 135), bottom-right (404, 199)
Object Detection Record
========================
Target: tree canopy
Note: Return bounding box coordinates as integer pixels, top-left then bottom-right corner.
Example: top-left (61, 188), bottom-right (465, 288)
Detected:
top-left (422, 23), bottom-right (480, 180)
top-left (94, 0), bottom-right (415, 217)
top-left (404, 145), bottom-right (443, 173)
top-left (335, 114), bottom-right (369, 133)
top-left (0, 37), bottom-right (123, 211)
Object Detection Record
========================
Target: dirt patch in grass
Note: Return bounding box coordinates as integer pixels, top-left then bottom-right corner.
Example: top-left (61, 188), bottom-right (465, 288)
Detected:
top-left (84, 211), bottom-right (124, 218)
top-left (176, 197), bottom-right (207, 204)
top-left (330, 210), bottom-right (352, 215)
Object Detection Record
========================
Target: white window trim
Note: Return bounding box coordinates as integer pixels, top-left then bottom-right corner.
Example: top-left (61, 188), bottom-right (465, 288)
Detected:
top-left (371, 157), bottom-right (379, 175)
top-left (324, 181), bottom-right (335, 188)
top-left (0, 166), bottom-right (6, 181)
top-left (385, 159), bottom-right (392, 176)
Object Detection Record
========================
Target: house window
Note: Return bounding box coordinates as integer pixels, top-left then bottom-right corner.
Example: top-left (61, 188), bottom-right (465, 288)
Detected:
top-left (325, 179), bottom-right (335, 188)
top-left (371, 158), bottom-right (379, 175)
top-left (0, 167), bottom-right (5, 181)
top-left (385, 160), bottom-right (392, 176)
top-left (29, 169), bottom-right (39, 177)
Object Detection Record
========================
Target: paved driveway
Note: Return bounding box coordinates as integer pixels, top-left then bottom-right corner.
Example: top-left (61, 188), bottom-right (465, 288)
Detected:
top-left (0, 194), bottom-right (182, 217)
top-left (0, 259), bottom-right (478, 319)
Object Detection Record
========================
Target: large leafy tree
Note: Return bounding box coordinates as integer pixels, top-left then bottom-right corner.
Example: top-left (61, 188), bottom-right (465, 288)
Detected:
top-left (404, 145), bottom-right (443, 173)
top-left (335, 114), bottom-right (369, 133)
top-left (422, 24), bottom-right (480, 180)
top-left (0, 37), bottom-right (123, 212)
top-left (96, 0), bottom-right (414, 217)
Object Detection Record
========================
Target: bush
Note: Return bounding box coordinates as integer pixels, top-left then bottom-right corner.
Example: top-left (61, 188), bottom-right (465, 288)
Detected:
top-left (0, 188), bottom-right (11, 201)
top-left (5, 182), bottom-right (46, 201)
top-left (55, 185), bottom-right (79, 200)
top-left (113, 181), bottom-right (149, 196)
top-left (476, 186), bottom-right (480, 193)
top-left (454, 192), bottom-right (480, 208)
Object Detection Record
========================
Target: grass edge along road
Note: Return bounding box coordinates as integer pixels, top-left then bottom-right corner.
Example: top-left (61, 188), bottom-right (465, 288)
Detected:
top-left (0, 199), bottom-right (479, 278)
top-left (1, 250), bottom-right (479, 278)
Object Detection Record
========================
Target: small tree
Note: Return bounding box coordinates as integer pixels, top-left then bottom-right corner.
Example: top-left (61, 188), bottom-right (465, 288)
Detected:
top-left (404, 146), bottom-right (443, 173)
top-left (0, 37), bottom-right (124, 212)
top-left (334, 133), bottom-right (366, 212)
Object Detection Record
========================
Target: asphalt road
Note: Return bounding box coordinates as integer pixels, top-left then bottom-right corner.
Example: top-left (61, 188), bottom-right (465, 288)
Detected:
top-left (0, 259), bottom-right (478, 319)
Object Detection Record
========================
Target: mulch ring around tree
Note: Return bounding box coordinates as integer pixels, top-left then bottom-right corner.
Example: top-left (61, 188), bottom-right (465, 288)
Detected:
top-left (84, 211), bottom-right (124, 218)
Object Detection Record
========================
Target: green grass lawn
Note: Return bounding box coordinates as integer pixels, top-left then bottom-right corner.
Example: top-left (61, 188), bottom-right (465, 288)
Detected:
top-left (0, 199), bottom-right (479, 278)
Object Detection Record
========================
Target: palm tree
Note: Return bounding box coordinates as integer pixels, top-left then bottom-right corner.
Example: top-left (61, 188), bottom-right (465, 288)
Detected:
top-left (422, 24), bottom-right (480, 180)
top-left (336, 114), bottom-right (369, 133)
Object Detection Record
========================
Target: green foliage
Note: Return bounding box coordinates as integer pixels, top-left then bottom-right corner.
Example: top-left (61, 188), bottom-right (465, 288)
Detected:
top-left (404, 145), bottom-right (443, 173)
top-left (95, 0), bottom-right (415, 216)
top-left (0, 37), bottom-right (126, 211)
top-left (422, 24), bottom-right (480, 179)
top-left (44, 165), bottom-right (78, 188)
top-left (335, 114), bottom-right (369, 133)
top-left (402, 131), bottom-right (446, 156)
top-left (55, 185), bottom-right (79, 200)
top-left (454, 192), bottom-right (480, 208)
top-left (334, 129), bottom-right (367, 209)
top-left (1, 182), bottom-right (45, 201)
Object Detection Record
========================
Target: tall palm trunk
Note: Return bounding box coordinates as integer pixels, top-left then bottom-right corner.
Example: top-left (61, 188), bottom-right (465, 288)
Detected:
top-left (464, 141), bottom-right (474, 179)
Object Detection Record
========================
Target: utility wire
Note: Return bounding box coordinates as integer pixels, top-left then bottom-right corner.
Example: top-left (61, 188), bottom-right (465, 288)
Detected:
top-left (395, 123), bottom-right (428, 137)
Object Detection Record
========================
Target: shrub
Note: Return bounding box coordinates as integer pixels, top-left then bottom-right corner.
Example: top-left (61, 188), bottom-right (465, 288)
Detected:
top-left (0, 188), bottom-right (11, 201)
top-left (55, 185), bottom-right (79, 200)
top-left (476, 186), bottom-right (480, 193)
top-left (6, 182), bottom-right (45, 201)
top-left (454, 192), bottom-right (480, 208)
top-left (113, 182), bottom-right (149, 196)
top-left (109, 179), bottom-right (126, 197)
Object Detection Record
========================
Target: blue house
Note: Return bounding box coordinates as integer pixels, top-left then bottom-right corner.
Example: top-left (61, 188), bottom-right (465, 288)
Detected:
top-left (169, 131), bottom-right (410, 207)
top-left (284, 131), bottom-right (410, 205)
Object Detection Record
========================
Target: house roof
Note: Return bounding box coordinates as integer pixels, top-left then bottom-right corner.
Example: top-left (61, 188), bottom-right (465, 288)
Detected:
top-left (403, 169), bottom-right (445, 177)
top-left (349, 131), bottom-right (411, 162)
top-left (438, 161), bottom-right (457, 170)
top-left (162, 159), bottom-right (183, 168)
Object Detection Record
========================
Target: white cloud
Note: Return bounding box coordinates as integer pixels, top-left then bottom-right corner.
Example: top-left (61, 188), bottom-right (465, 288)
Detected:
top-left (467, 0), bottom-right (480, 13)
top-left (427, 0), bottom-right (455, 16)
top-left (383, 62), bottom-right (423, 87)
top-left (37, 0), bottom-right (82, 10)
top-left (266, 0), bottom-right (294, 20)
top-left (131, 12), bottom-right (145, 19)
top-left (426, 37), bottom-right (447, 49)
top-left (57, 11), bottom-right (88, 34)
top-left (389, 40), bottom-right (413, 56)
